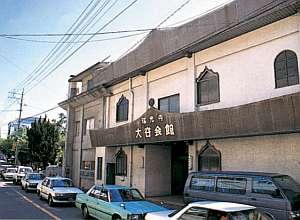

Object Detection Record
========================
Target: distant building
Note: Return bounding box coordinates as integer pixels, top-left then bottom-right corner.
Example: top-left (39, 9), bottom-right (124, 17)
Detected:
top-left (7, 117), bottom-right (38, 136)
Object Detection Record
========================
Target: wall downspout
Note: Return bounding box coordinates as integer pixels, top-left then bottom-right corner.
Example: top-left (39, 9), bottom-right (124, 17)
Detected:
top-left (79, 104), bottom-right (85, 188)
top-left (129, 77), bottom-right (134, 187)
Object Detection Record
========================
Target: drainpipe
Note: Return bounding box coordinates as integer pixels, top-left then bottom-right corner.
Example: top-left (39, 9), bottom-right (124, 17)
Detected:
top-left (129, 78), bottom-right (134, 187)
top-left (79, 104), bottom-right (85, 189)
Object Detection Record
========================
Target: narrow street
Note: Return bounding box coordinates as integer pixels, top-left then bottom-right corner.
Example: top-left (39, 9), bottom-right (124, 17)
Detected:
top-left (0, 180), bottom-right (82, 219)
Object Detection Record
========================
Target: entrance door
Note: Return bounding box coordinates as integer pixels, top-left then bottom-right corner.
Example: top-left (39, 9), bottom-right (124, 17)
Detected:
top-left (106, 163), bottom-right (115, 185)
top-left (171, 142), bottom-right (188, 195)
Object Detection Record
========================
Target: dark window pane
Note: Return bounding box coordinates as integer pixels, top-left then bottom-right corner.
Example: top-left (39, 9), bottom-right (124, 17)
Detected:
top-left (117, 96), bottom-right (129, 122)
top-left (97, 157), bottom-right (103, 180)
top-left (190, 176), bottom-right (215, 191)
top-left (116, 150), bottom-right (127, 176)
top-left (217, 177), bottom-right (247, 194)
top-left (87, 80), bottom-right (93, 91)
top-left (275, 50), bottom-right (299, 88)
top-left (159, 95), bottom-right (180, 113)
top-left (200, 81), bottom-right (209, 104)
top-left (208, 78), bottom-right (219, 102)
top-left (252, 177), bottom-right (281, 197)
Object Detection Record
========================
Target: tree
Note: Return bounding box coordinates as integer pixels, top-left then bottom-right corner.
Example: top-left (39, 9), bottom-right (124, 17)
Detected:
top-left (27, 115), bottom-right (60, 169)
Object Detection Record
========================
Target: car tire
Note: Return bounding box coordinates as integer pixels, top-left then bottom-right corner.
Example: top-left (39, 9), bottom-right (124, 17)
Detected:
top-left (48, 195), bottom-right (54, 207)
top-left (112, 215), bottom-right (121, 220)
top-left (21, 184), bottom-right (24, 190)
top-left (13, 179), bottom-right (16, 184)
top-left (39, 192), bottom-right (43, 200)
top-left (82, 205), bottom-right (89, 219)
top-left (25, 185), bottom-right (28, 193)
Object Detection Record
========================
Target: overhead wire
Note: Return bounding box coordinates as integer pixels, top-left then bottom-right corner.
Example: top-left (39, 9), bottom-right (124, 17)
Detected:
top-left (24, 0), bottom-right (139, 95)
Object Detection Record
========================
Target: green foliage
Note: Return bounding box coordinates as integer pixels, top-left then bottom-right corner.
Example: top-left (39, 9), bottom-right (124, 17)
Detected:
top-left (0, 138), bottom-right (15, 158)
top-left (27, 115), bottom-right (60, 169)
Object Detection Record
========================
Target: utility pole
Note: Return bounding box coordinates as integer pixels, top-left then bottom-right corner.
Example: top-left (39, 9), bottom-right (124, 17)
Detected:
top-left (17, 89), bottom-right (24, 129)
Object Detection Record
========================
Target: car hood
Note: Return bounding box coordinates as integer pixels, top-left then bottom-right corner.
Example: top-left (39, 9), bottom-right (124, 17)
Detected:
top-left (53, 187), bottom-right (83, 194)
top-left (145, 210), bottom-right (175, 220)
top-left (114, 201), bottom-right (168, 214)
top-left (28, 180), bottom-right (42, 184)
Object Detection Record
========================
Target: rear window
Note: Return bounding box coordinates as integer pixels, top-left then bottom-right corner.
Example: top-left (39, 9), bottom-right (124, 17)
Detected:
top-left (252, 177), bottom-right (280, 197)
top-left (216, 177), bottom-right (247, 194)
top-left (190, 176), bottom-right (215, 191)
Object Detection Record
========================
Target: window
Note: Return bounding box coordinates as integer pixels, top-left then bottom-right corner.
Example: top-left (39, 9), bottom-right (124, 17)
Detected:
top-left (196, 66), bottom-right (220, 106)
top-left (198, 142), bottom-right (221, 171)
top-left (83, 118), bottom-right (95, 135)
top-left (116, 95), bottom-right (129, 122)
top-left (82, 161), bottom-right (95, 170)
top-left (158, 94), bottom-right (180, 113)
top-left (97, 157), bottom-right (103, 180)
top-left (116, 149), bottom-right (127, 176)
top-left (252, 177), bottom-right (282, 198)
top-left (75, 121), bottom-right (80, 136)
top-left (274, 50), bottom-right (299, 88)
top-left (190, 176), bottom-right (215, 191)
top-left (87, 79), bottom-right (93, 91)
top-left (216, 177), bottom-right (247, 194)
top-left (179, 207), bottom-right (208, 220)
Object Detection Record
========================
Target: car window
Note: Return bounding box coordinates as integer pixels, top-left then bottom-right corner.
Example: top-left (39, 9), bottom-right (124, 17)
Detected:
top-left (216, 177), bottom-right (247, 194)
top-left (109, 189), bottom-right (123, 202)
top-left (98, 189), bottom-right (109, 202)
top-left (179, 207), bottom-right (208, 220)
top-left (118, 188), bottom-right (144, 202)
top-left (46, 179), bottom-right (51, 187)
top-left (52, 179), bottom-right (74, 187)
top-left (27, 174), bottom-right (44, 180)
top-left (252, 177), bottom-right (282, 198)
top-left (190, 176), bottom-right (215, 191)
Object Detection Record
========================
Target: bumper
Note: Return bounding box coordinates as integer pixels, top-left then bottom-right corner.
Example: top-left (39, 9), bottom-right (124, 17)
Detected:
top-left (3, 176), bottom-right (14, 180)
top-left (53, 195), bottom-right (77, 203)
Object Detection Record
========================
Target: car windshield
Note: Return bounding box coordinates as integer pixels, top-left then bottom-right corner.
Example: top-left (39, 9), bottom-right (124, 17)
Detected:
top-left (19, 168), bottom-right (32, 173)
top-left (52, 179), bottom-right (74, 187)
top-left (272, 175), bottom-right (300, 210)
top-left (28, 174), bottom-right (44, 180)
top-left (6, 168), bottom-right (16, 173)
top-left (110, 188), bottom-right (144, 202)
top-left (229, 210), bottom-right (271, 220)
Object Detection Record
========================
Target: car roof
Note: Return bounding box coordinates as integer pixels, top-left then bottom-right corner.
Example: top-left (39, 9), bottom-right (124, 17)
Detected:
top-left (46, 176), bottom-right (70, 180)
top-left (95, 185), bottom-right (131, 190)
top-left (189, 201), bottom-right (255, 212)
top-left (190, 170), bottom-right (283, 177)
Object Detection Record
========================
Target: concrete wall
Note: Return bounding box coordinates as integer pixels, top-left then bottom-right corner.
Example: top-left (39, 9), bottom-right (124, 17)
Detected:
top-left (195, 15), bottom-right (300, 111)
top-left (192, 133), bottom-right (300, 184)
top-left (145, 145), bottom-right (171, 197)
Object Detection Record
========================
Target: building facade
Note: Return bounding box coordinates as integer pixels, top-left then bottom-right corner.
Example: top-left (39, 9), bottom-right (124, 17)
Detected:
top-left (60, 0), bottom-right (300, 195)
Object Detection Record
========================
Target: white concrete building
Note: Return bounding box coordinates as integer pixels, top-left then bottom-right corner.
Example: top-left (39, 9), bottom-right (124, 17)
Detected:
top-left (60, 0), bottom-right (300, 196)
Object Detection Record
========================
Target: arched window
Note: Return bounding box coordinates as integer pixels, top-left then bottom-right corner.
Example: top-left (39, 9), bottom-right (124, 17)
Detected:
top-left (116, 149), bottom-right (127, 176)
top-left (274, 50), bottom-right (299, 88)
top-left (116, 95), bottom-right (129, 122)
top-left (198, 141), bottom-right (221, 171)
top-left (196, 66), bottom-right (220, 106)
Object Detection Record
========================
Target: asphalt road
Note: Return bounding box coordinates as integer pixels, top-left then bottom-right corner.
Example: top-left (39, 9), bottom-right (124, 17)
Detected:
top-left (0, 180), bottom-right (83, 220)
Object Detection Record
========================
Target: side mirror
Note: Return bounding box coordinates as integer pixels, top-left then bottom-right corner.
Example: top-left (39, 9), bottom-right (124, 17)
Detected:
top-left (120, 203), bottom-right (126, 209)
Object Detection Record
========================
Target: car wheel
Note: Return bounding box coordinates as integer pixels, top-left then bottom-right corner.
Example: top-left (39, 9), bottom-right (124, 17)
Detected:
top-left (21, 184), bottom-right (24, 190)
top-left (82, 205), bottom-right (89, 219)
top-left (13, 179), bottom-right (16, 184)
top-left (48, 195), bottom-right (54, 207)
top-left (25, 185), bottom-right (29, 192)
top-left (112, 215), bottom-right (121, 220)
top-left (39, 192), bottom-right (43, 200)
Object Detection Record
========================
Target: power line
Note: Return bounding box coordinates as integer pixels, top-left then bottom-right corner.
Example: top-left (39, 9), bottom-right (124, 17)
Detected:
top-left (0, 28), bottom-right (154, 37)
top-left (24, 0), bottom-right (139, 95)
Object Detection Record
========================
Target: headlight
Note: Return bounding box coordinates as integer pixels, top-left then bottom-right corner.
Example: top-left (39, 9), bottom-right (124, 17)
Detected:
top-left (289, 211), bottom-right (300, 219)
top-left (127, 214), bottom-right (142, 220)
top-left (55, 193), bottom-right (64, 197)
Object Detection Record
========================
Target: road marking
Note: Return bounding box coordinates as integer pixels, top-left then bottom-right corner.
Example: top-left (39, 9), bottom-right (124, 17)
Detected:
top-left (14, 190), bottom-right (61, 220)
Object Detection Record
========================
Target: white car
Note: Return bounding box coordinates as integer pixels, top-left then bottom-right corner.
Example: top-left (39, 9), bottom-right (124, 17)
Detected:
top-left (21, 173), bottom-right (45, 192)
top-left (38, 177), bottom-right (83, 206)
top-left (145, 201), bottom-right (272, 220)
top-left (3, 167), bottom-right (17, 181)
top-left (13, 166), bottom-right (33, 184)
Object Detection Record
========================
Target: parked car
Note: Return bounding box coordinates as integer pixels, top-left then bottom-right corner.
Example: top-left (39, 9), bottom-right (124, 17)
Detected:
top-left (184, 171), bottom-right (300, 220)
top-left (13, 166), bottom-right (33, 184)
top-left (45, 165), bottom-right (62, 177)
top-left (75, 185), bottom-right (168, 220)
top-left (145, 201), bottom-right (272, 220)
top-left (38, 177), bottom-right (83, 206)
top-left (0, 164), bottom-right (14, 179)
top-left (2, 167), bottom-right (17, 181)
top-left (21, 173), bottom-right (45, 192)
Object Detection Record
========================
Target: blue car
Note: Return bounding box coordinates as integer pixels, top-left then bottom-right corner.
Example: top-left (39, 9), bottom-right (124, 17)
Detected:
top-left (75, 185), bottom-right (168, 220)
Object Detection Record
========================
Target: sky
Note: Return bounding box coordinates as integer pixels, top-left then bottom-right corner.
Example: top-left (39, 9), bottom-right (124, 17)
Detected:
top-left (0, 0), bottom-right (232, 137)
